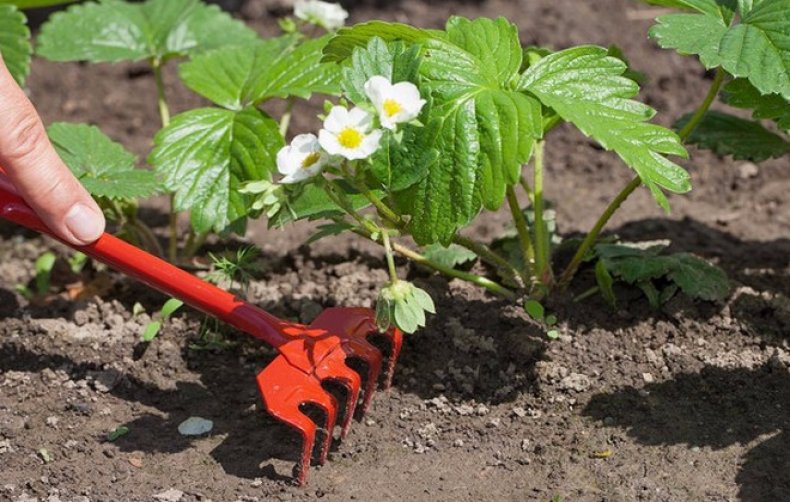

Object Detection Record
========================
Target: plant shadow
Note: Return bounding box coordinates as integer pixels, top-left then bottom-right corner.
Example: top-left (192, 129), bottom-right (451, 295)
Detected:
top-left (582, 364), bottom-right (790, 501)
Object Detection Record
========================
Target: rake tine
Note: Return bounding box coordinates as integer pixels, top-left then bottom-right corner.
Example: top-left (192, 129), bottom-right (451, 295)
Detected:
top-left (340, 338), bottom-right (383, 416)
top-left (379, 327), bottom-right (403, 389)
top-left (257, 356), bottom-right (339, 485)
top-left (316, 353), bottom-right (362, 439)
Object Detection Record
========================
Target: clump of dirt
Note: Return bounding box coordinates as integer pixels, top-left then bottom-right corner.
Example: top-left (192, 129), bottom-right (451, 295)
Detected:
top-left (1, 0), bottom-right (788, 501)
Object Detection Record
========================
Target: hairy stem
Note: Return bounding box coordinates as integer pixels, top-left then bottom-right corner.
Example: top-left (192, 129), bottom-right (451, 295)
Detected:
top-left (519, 175), bottom-right (534, 204)
top-left (382, 230), bottom-right (399, 283)
top-left (557, 67), bottom-right (727, 290)
top-left (532, 140), bottom-right (551, 284)
top-left (152, 60), bottom-right (179, 264)
top-left (505, 186), bottom-right (535, 278)
top-left (349, 227), bottom-right (516, 299)
top-left (677, 67), bottom-right (725, 142)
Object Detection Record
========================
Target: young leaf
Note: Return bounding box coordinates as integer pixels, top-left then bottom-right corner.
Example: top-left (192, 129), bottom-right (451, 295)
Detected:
top-left (665, 253), bottom-right (729, 301)
top-left (677, 110), bottom-right (790, 161)
top-left (149, 106), bottom-right (283, 233)
top-left (0, 4), bottom-right (32, 86)
top-left (518, 46), bottom-right (690, 212)
top-left (179, 34), bottom-right (341, 110)
top-left (638, 280), bottom-right (662, 309)
top-left (37, 0), bottom-right (258, 64)
top-left (47, 123), bottom-right (159, 199)
top-left (267, 184), bottom-right (374, 227)
top-left (322, 21), bottom-right (432, 62)
top-left (160, 298), bottom-right (183, 320)
top-left (141, 321), bottom-right (162, 342)
top-left (722, 78), bottom-right (790, 131)
top-left (595, 259), bottom-right (617, 308)
top-left (524, 299), bottom-right (545, 321)
top-left (35, 252), bottom-right (56, 296)
top-left (422, 243), bottom-right (478, 269)
top-left (650, 0), bottom-right (790, 99)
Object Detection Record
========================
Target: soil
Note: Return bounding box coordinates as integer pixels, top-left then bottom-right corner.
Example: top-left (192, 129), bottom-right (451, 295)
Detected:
top-left (2, 0), bottom-right (789, 501)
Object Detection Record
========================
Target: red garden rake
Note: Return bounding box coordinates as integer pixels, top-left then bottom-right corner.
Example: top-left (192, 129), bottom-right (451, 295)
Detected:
top-left (0, 173), bottom-right (402, 485)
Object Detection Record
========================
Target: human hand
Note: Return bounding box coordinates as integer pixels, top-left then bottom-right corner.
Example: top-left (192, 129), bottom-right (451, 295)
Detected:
top-left (0, 54), bottom-right (105, 245)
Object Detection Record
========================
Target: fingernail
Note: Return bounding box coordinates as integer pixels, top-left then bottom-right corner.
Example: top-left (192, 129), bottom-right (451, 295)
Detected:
top-left (65, 203), bottom-right (103, 244)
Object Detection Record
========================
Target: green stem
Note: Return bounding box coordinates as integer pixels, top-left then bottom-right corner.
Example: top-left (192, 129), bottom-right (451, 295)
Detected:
top-left (183, 231), bottom-right (208, 260)
top-left (280, 97), bottom-right (295, 138)
top-left (382, 231), bottom-right (399, 283)
top-left (677, 67), bottom-right (725, 142)
top-left (519, 175), bottom-right (534, 205)
top-left (152, 60), bottom-right (179, 263)
top-left (505, 186), bottom-right (535, 275)
top-left (557, 67), bottom-right (727, 290)
top-left (557, 176), bottom-right (641, 289)
top-left (349, 227), bottom-right (515, 299)
top-left (129, 218), bottom-right (165, 257)
top-left (152, 61), bottom-right (170, 128)
top-left (532, 140), bottom-right (551, 284)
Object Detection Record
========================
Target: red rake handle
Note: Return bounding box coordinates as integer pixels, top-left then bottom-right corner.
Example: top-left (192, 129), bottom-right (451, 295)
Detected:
top-left (0, 173), bottom-right (290, 349)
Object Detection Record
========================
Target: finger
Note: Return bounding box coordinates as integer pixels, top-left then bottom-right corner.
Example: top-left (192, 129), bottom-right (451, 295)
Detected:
top-left (0, 55), bottom-right (105, 245)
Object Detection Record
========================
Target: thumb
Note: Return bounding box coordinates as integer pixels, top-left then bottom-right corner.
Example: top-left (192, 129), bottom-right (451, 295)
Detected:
top-left (0, 55), bottom-right (105, 245)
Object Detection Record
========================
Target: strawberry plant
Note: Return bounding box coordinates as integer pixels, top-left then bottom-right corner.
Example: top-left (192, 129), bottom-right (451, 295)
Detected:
top-left (4, 0), bottom-right (786, 335)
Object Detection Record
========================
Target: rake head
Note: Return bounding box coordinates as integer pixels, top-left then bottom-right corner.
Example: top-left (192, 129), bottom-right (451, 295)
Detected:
top-left (257, 307), bottom-right (402, 485)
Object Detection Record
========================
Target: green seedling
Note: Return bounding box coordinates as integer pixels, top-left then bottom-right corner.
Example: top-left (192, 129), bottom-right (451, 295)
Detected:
top-left (140, 298), bottom-right (184, 343)
top-left (106, 425), bottom-right (130, 442)
top-left (16, 251), bottom-right (56, 299)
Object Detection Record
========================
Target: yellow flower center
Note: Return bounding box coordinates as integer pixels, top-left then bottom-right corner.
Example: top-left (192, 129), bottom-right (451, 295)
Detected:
top-left (301, 151), bottom-right (321, 169)
top-left (383, 99), bottom-right (403, 118)
top-left (337, 127), bottom-right (364, 149)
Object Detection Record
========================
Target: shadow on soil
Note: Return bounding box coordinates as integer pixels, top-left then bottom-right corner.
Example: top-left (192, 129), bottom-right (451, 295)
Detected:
top-left (583, 364), bottom-right (790, 501)
top-left (556, 217), bottom-right (790, 341)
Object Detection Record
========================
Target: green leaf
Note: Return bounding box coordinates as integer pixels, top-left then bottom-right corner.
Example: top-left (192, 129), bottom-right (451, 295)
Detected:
top-left (149, 106), bottom-right (283, 233)
top-left (106, 425), bottom-right (130, 441)
top-left (518, 46), bottom-right (690, 211)
top-left (37, 0), bottom-right (258, 64)
top-left (411, 286), bottom-right (436, 314)
top-left (35, 252), bottom-right (55, 296)
top-left (393, 297), bottom-right (419, 333)
top-left (678, 111), bottom-right (790, 161)
top-left (0, 4), bottom-right (31, 86)
top-left (722, 78), bottom-right (790, 130)
top-left (179, 34), bottom-right (341, 110)
top-left (370, 126), bottom-right (436, 192)
top-left (719, 0), bottom-right (790, 99)
top-left (649, 14), bottom-right (729, 68)
top-left (268, 183), bottom-right (374, 227)
top-left (341, 37), bottom-right (422, 105)
top-left (47, 122), bottom-right (160, 199)
top-left (160, 298), bottom-right (183, 319)
top-left (637, 0), bottom-right (737, 22)
top-left (650, 0), bottom-right (790, 99)
top-left (322, 21), bottom-right (432, 62)
top-left (595, 259), bottom-right (617, 308)
top-left (666, 253), bottom-right (730, 301)
top-left (422, 243), bottom-right (477, 269)
top-left (398, 18), bottom-right (542, 244)
top-left (141, 321), bottom-right (162, 342)
top-left (524, 299), bottom-right (545, 321)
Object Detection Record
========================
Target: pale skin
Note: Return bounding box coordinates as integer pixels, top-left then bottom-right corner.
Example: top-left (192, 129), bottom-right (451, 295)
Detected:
top-left (0, 54), bottom-right (105, 245)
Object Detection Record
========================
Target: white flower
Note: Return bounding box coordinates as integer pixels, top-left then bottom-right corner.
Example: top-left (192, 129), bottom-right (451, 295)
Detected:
top-left (294, 0), bottom-right (348, 30)
top-left (276, 134), bottom-right (329, 184)
top-left (364, 76), bottom-right (426, 130)
top-left (319, 106), bottom-right (383, 160)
